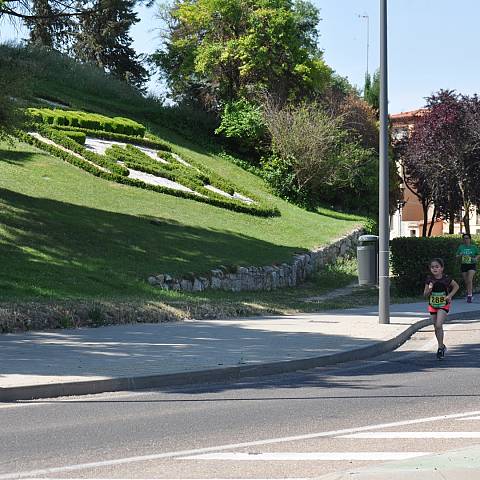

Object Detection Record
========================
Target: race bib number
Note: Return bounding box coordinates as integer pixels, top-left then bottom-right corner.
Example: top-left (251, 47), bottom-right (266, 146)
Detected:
top-left (462, 255), bottom-right (474, 264)
top-left (430, 292), bottom-right (447, 308)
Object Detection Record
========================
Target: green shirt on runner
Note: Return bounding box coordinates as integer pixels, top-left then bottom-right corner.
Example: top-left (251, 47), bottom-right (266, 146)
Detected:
top-left (456, 244), bottom-right (479, 264)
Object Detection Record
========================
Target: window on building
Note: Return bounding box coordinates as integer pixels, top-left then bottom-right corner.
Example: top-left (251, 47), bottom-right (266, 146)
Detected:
top-left (410, 229), bottom-right (417, 237)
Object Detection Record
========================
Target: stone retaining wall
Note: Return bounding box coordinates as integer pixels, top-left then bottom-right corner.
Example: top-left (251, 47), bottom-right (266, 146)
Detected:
top-left (148, 227), bottom-right (364, 292)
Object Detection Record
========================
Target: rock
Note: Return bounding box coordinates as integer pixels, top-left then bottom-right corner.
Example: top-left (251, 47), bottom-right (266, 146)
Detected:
top-left (192, 278), bottom-right (204, 292)
top-left (180, 279), bottom-right (193, 291)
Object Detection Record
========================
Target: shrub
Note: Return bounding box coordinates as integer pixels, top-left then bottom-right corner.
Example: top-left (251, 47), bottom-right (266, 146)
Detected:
top-left (262, 98), bottom-right (383, 213)
top-left (363, 218), bottom-right (378, 235)
top-left (390, 236), bottom-right (465, 295)
top-left (260, 154), bottom-right (308, 206)
top-left (36, 125), bottom-right (128, 176)
top-left (50, 125), bottom-right (171, 151)
top-left (58, 130), bottom-right (86, 145)
top-left (215, 99), bottom-right (268, 155)
top-left (27, 108), bottom-right (146, 137)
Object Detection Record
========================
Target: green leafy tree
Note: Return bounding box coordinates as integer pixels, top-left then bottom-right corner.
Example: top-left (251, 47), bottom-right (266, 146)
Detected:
top-left (153, 0), bottom-right (332, 110)
top-left (215, 99), bottom-right (267, 154)
top-left (73, 0), bottom-right (150, 89)
top-left (363, 69), bottom-right (380, 112)
top-left (23, 0), bottom-right (75, 50)
top-left (1, 0), bottom-right (90, 19)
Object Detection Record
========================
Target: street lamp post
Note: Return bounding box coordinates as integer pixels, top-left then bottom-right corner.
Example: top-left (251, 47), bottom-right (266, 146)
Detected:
top-left (358, 14), bottom-right (370, 78)
top-left (379, 0), bottom-right (390, 324)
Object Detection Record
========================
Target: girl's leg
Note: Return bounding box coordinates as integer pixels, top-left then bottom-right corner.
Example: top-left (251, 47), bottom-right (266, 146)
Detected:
top-left (434, 310), bottom-right (447, 348)
top-left (462, 271), bottom-right (469, 295)
top-left (466, 270), bottom-right (475, 296)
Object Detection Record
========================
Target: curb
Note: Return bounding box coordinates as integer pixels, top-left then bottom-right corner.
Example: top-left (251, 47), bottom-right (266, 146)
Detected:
top-left (2, 310), bottom-right (479, 402)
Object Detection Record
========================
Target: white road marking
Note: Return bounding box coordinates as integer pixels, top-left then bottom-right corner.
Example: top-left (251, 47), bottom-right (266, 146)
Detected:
top-left (458, 416), bottom-right (480, 421)
top-left (340, 432), bottom-right (480, 439)
top-left (181, 452), bottom-right (430, 461)
top-left (0, 402), bottom-right (48, 410)
top-left (2, 410), bottom-right (480, 479)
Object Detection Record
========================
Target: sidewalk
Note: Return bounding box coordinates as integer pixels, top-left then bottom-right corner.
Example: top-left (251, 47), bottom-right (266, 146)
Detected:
top-left (2, 299), bottom-right (480, 401)
top-left (317, 444), bottom-right (480, 479)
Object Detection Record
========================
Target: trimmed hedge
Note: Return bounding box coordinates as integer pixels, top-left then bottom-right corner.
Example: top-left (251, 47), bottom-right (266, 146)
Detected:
top-left (17, 130), bottom-right (280, 217)
top-left (390, 236), bottom-right (468, 295)
top-left (106, 145), bottom-right (245, 201)
top-left (105, 145), bottom-right (204, 191)
top-left (36, 125), bottom-right (128, 176)
top-left (51, 125), bottom-right (172, 151)
top-left (28, 107), bottom-right (146, 136)
top-left (171, 148), bottom-right (244, 198)
top-left (57, 130), bottom-right (86, 145)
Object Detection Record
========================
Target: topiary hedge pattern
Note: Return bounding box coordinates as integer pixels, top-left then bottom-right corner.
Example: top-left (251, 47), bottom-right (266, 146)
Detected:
top-left (390, 236), bottom-right (470, 295)
top-left (51, 125), bottom-right (172, 152)
top-left (28, 108), bottom-right (146, 136)
top-left (106, 145), bottom-right (241, 199)
top-left (57, 130), bottom-right (86, 145)
top-left (18, 127), bottom-right (279, 217)
top-left (36, 125), bottom-right (128, 176)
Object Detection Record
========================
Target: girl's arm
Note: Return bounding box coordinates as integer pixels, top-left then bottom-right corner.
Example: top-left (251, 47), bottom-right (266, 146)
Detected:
top-left (424, 282), bottom-right (433, 298)
top-left (447, 280), bottom-right (460, 301)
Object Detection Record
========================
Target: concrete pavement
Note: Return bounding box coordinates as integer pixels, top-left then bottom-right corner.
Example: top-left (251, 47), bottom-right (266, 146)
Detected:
top-left (2, 298), bottom-right (480, 402)
top-left (317, 445), bottom-right (480, 479)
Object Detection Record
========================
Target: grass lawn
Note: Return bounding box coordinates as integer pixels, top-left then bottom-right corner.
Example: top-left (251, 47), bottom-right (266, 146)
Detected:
top-left (0, 140), bottom-right (363, 302)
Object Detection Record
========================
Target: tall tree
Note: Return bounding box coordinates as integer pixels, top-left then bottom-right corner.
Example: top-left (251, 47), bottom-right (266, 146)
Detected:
top-left (153, 0), bottom-right (332, 110)
top-left (1, 1), bottom-right (94, 22)
top-left (363, 69), bottom-right (380, 112)
top-left (23, 0), bottom-right (75, 50)
top-left (395, 134), bottom-right (437, 237)
top-left (397, 90), bottom-right (480, 236)
top-left (73, 0), bottom-right (150, 89)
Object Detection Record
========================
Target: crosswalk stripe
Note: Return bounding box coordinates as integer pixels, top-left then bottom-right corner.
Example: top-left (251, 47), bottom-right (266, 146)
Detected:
top-left (180, 452), bottom-right (430, 461)
top-left (340, 432), bottom-right (480, 439)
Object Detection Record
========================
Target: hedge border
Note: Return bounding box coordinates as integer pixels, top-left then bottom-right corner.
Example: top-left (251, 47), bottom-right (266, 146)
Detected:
top-left (390, 236), bottom-right (468, 295)
top-left (36, 125), bottom-right (128, 176)
top-left (58, 130), bottom-right (86, 145)
top-left (50, 125), bottom-right (172, 152)
top-left (28, 107), bottom-right (146, 137)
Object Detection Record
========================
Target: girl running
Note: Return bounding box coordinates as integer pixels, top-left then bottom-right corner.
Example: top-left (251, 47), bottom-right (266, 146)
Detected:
top-left (424, 258), bottom-right (459, 359)
top-left (456, 233), bottom-right (479, 303)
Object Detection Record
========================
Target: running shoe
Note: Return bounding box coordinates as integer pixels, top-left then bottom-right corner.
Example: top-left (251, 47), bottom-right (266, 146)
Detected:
top-left (437, 345), bottom-right (446, 359)
top-left (467, 295), bottom-right (473, 303)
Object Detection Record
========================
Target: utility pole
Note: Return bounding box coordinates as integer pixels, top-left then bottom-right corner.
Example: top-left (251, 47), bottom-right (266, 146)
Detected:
top-left (358, 14), bottom-right (370, 78)
top-left (379, 0), bottom-right (390, 324)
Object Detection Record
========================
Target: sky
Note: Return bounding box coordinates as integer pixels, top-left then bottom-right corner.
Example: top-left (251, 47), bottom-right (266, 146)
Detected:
top-left (1, 0), bottom-right (480, 113)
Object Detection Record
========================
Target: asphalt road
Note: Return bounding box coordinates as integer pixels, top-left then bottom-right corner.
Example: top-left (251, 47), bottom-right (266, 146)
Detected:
top-left (1, 318), bottom-right (480, 480)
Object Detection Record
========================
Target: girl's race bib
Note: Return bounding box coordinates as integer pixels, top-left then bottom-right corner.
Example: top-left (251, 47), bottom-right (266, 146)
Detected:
top-left (462, 255), bottom-right (474, 264)
top-left (430, 291), bottom-right (447, 308)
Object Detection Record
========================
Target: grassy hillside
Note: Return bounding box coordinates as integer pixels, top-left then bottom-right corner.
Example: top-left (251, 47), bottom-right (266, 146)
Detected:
top-left (0, 45), bottom-right (364, 303)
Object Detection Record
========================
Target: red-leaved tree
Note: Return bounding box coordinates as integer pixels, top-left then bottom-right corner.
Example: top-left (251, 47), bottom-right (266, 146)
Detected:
top-left (396, 90), bottom-right (480, 236)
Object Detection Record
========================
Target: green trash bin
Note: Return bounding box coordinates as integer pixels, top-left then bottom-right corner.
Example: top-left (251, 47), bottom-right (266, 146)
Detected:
top-left (357, 235), bottom-right (378, 286)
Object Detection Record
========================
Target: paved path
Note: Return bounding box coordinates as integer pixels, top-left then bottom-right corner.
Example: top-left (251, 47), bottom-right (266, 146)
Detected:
top-left (1, 299), bottom-right (480, 401)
